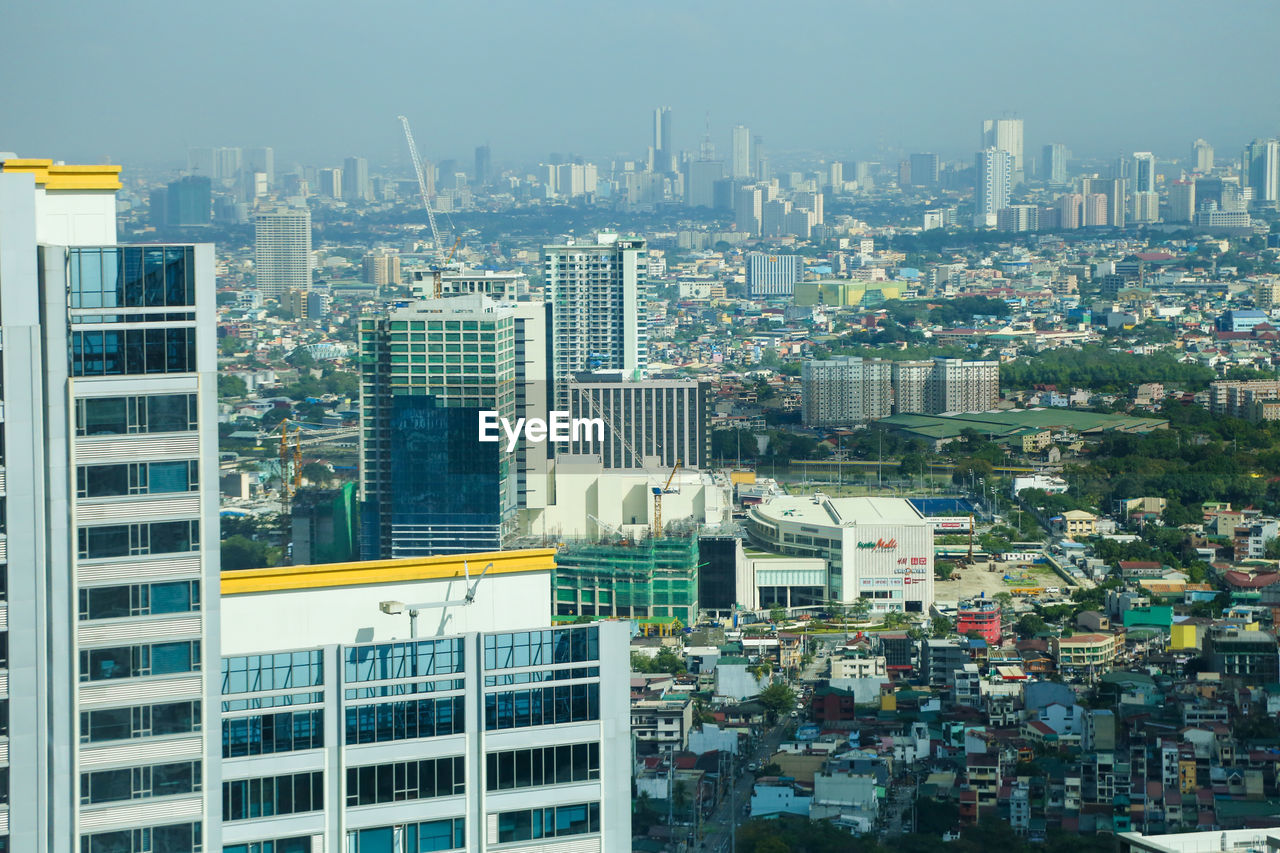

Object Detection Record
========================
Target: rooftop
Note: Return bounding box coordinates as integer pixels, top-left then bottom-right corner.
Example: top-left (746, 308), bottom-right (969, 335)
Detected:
top-left (221, 548), bottom-right (555, 595)
top-left (751, 495), bottom-right (925, 528)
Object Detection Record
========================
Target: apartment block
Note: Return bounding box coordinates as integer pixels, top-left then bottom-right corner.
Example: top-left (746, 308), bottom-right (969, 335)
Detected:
top-left (544, 235), bottom-right (648, 407)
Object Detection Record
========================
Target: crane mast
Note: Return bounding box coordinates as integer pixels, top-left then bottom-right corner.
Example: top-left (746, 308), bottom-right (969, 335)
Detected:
top-left (397, 115), bottom-right (445, 256)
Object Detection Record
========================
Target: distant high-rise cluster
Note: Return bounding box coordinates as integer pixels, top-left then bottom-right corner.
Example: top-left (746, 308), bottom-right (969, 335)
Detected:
top-left (801, 356), bottom-right (1000, 426)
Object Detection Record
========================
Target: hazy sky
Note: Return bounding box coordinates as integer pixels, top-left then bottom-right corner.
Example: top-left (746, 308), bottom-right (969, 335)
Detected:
top-left (4, 0), bottom-right (1280, 173)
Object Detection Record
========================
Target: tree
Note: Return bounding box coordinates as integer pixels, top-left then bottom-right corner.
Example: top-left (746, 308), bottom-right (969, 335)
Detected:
top-left (221, 535), bottom-right (277, 571)
top-left (301, 462), bottom-right (333, 486)
top-left (847, 597), bottom-right (870, 623)
top-left (757, 682), bottom-right (796, 723)
top-left (769, 605), bottom-right (787, 624)
top-left (931, 616), bottom-right (952, 638)
top-left (1015, 613), bottom-right (1049, 638)
top-left (218, 374), bottom-right (248, 399)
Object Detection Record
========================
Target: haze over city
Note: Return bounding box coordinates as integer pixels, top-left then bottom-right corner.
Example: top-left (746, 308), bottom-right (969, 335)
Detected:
top-left (5, 0), bottom-right (1280, 168)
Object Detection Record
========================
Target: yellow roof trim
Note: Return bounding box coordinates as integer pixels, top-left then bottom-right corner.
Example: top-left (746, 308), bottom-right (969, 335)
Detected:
top-left (2, 158), bottom-right (122, 190)
top-left (221, 548), bottom-right (556, 596)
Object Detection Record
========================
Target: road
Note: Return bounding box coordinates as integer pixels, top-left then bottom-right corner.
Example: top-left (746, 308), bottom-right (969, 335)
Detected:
top-left (694, 718), bottom-right (790, 853)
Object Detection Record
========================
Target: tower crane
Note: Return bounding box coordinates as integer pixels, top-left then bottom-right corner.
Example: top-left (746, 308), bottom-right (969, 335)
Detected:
top-left (397, 115), bottom-right (456, 297)
top-left (652, 459), bottom-right (682, 540)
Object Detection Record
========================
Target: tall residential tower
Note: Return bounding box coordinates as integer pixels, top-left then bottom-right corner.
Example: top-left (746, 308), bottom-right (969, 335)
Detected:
top-left (0, 156), bottom-right (220, 853)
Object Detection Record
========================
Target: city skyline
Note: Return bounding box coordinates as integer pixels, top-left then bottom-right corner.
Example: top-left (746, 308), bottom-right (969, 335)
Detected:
top-left (4, 1), bottom-right (1280, 168)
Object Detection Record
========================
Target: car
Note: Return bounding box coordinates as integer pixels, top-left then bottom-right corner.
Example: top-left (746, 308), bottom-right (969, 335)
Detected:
top-left (747, 762), bottom-right (759, 772)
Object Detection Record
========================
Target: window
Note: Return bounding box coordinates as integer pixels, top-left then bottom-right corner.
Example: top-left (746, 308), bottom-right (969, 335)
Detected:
top-left (77, 520), bottom-right (199, 559)
top-left (483, 626), bottom-right (599, 670)
top-left (80, 761), bottom-right (201, 805)
top-left (77, 461), bottom-right (198, 498)
top-left (347, 820), bottom-right (464, 853)
top-left (80, 700), bottom-right (201, 743)
top-left (493, 802), bottom-right (599, 844)
top-left (79, 580), bottom-right (200, 620)
top-left (483, 683), bottom-right (599, 731)
top-left (79, 641), bottom-right (200, 681)
top-left (71, 327), bottom-right (196, 377)
top-left (486, 742), bottom-right (600, 791)
top-left (343, 696), bottom-right (465, 745)
top-left (222, 710), bottom-right (323, 758)
top-left (222, 838), bottom-right (310, 853)
top-left (220, 651), bottom-right (323, 695)
top-left (222, 771), bottom-right (323, 822)
top-left (79, 822), bottom-right (202, 853)
top-left (346, 756), bottom-right (464, 806)
top-left (70, 247), bottom-right (195, 310)
top-left (344, 638), bottom-right (464, 683)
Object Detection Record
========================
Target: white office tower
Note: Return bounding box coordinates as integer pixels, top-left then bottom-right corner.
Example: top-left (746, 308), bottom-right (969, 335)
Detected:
top-left (1242, 138), bottom-right (1280, 205)
top-left (1193, 138), bottom-right (1215, 172)
top-left (653, 106), bottom-right (673, 172)
top-left (731, 125), bottom-right (752, 179)
top-left (982, 117), bottom-right (1024, 179)
top-left (928, 358), bottom-right (1000, 413)
top-left (801, 357), bottom-right (894, 426)
top-left (544, 234), bottom-right (648, 406)
top-left (747, 252), bottom-right (803, 296)
top-left (974, 147), bottom-right (1013, 227)
top-left (1131, 152), bottom-right (1159, 222)
top-left (254, 204), bottom-right (313, 299)
top-left (1041, 143), bottom-right (1068, 185)
top-left (342, 156), bottom-right (372, 202)
top-left (218, 551), bottom-right (631, 852)
top-left (0, 157), bottom-right (219, 852)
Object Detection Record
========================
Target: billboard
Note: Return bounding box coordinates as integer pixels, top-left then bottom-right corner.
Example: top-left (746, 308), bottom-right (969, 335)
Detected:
top-left (928, 516), bottom-right (972, 532)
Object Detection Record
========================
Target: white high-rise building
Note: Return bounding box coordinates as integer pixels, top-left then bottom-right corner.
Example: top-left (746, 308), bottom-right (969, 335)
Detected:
top-left (1041, 143), bottom-right (1068, 185)
top-left (1242, 138), bottom-right (1280, 205)
top-left (544, 235), bottom-right (648, 407)
top-left (342, 156), bottom-right (371, 202)
top-left (982, 117), bottom-right (1024, 177)
top-left (974, 147), bottom-right (1013, 227)
top-left (747, 252), bottom-right (804, 296)
top-left (653, 106), bottom-right (673, 172)
top-left (254, 205), bottom-right (313, 299)
top-left (731, 125), bottom-right (752, 179)
top-left (218, 550), bottom-right (631, 853)
top-left (1193, 138), bottom-right (1215, 172)
top-left (0, 156), bottom-right (220, 852)
top-left (1131, 152), bottom-right (1159, 222)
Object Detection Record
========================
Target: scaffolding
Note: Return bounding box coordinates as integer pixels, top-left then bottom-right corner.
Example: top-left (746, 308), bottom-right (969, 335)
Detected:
top-left (553, 536), bottom-right (700, 624)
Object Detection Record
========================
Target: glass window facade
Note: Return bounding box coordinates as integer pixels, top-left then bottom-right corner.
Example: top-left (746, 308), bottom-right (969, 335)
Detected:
top-left (78, 580), bottom-right (200, 620)
top-left (345, 756), bottom-right (464, 806)
top-left (483, 683), bottom-right (599, 731)
top-left (222, 838), bottom-right (310, 853)
top-left (346, 819), bottom-right (464, 853)
top-left (80, 761), bottom-right (201, 805)
top-left (77, 520), bottom-right (199, 559)
top-left (485, 742), bottom-right (600, 791)
top-left (69, 247), bottom-right (196, 310)
top-left (494, 802), bottom-right (600, 844)
top-left (71, 327), bottom-right (197, 376)
top-left (79, 641), bottom-right (200, 681)
top-left (78, 822), bottom-right (202, 853)
top-left (77, 460), bottom-right (198, 498)
top-left (222, 771), bottom-right (324, 822)
top-left (344, 696), bottom-right (465, 744)
top-left (482, 626), bottom-right (599, 670)
top-left (76, 393), bottom-right (198, 436)
top-left (80, 700), bottom-right (201, 743)
top-left (221, 651), bottom-right (323, 694)
top-left (343, 639), bottom-right (463, 683)
top-left (222, 709), bottom-right (323, 758)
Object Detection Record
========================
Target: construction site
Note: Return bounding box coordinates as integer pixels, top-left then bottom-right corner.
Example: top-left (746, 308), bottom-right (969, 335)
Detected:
top-left (552, 527), bottom-right (701, 626)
